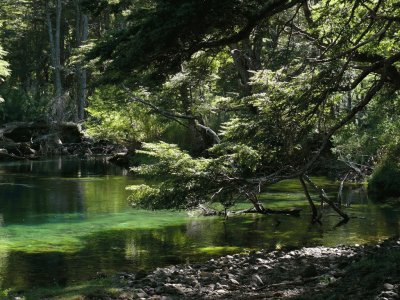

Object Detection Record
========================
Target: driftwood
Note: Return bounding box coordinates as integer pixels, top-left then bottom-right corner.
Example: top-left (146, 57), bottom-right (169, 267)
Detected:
top-left (198, 204), bottom-right (301, 217)
top-left (299, 176), bottom-right (319, 222)
top-left (303, 175), bottom-right (349, 221)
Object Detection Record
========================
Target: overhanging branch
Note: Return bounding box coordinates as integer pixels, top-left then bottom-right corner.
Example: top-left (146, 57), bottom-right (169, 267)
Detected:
top-left (192, 0), bottom-right (303, 52)
top-left (122, 85), bottom-right (221, 144)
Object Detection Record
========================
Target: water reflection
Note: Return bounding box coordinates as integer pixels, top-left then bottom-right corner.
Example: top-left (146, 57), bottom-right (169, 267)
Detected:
top-left (0, 158), bottom-right (398, 292)
top-left (0, 158), bottom-right (138, 225)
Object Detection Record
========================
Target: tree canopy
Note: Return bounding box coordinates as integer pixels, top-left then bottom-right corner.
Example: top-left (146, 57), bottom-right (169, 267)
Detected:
top-left (1, 0), bottom-right (400, 217)
top-left (83, 0), bottom-right (400, 217)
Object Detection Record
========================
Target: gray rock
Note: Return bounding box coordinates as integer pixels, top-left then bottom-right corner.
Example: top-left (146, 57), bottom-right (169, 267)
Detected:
top-left (136, 293), bottom-right (148, 299)
top-left (380, 291), bottom-right (398, 298)
top-left (215, 282), bottom-right (229, 290)
top-left (251, 274), bottom-right (264, 286)
top-left (164, 283), bottom-right (186, 295)
top-left (191, 279), bottom-right (200, 288)
top-left (118, 291), bottom-right (136, 300)
top-left (384, 283), bottom-right (395, 290)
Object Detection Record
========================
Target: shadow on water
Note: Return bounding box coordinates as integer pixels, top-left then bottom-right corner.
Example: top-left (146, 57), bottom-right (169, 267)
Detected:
top-left (0, 157), bottom-right (399, 292)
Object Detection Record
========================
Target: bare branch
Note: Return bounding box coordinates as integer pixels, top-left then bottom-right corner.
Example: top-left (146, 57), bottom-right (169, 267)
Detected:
top-left (303, 175), bottom-right (349, 220)
top-left (122, 85), bottom-right (221, 144)
top-left (313, 21), bottom-right (392, 63)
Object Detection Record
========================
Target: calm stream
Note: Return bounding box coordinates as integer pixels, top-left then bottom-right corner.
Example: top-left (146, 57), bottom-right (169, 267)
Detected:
top-left (0, 158), bottom-right (399, 292)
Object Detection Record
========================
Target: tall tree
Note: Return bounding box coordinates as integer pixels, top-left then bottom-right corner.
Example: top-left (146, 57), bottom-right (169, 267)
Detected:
top-left (46, 0), bottom-right (64, 121)
top-left (74, 0), bottom-right (89, 121)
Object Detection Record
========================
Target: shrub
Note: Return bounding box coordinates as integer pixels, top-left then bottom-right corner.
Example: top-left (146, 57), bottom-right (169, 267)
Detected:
top-left (368, 147), bottom-right (400, 200)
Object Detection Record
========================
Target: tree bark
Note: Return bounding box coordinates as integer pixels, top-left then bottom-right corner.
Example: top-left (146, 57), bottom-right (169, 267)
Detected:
top-left (299, 176), bottom-right (319, 221)
top-left (75, 0), bottom-right (89, 121)
top-left (198, 205), bottom-right (301, 217)
top-left (303, 175), bottom-right (349, 221)
top-left (46, 0), bottom-right (63, 122)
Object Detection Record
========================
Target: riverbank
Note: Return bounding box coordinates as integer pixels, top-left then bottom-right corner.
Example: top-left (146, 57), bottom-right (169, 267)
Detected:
top-left (0, 121), bottom-right (128, 160)
top-left (67, 237), bottom-right (400, 300)
top-left (8, 238), bottom-right (400, 299)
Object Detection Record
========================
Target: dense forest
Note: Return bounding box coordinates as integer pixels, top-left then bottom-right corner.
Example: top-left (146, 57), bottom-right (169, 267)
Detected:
top-left (1, 0), bottom-right (400, 213)
top-left (0, 0), bottom-right (400, 299)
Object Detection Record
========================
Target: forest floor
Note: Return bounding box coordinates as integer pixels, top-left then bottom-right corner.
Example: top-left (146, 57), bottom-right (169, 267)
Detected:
top-left (76, 237), bottom-right (400, 300)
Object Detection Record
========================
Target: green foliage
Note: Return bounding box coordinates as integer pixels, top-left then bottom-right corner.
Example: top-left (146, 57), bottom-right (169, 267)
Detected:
top-left (127, 142), bottom-right (212, 209)
top-left (0, 45), bottom-right (10, 79)
top-left (0, 44), bottom-right (10, 104)
top-left (0, 85), bottom-right (51, 122)
top-left (121, 0), bottom-right (400, 211)
top-left (332, 90), bottom-right (400, 174)
top-left (86, 0), bottom-right (271, 83)
top-left (86, 86), bottom-right (166, 143)
top-left (1, 0), bottom-right (400, 211)
top-left (368, 146), bottom-right (400, 199)
top-left (0, 0), bottom-right (113, 123)
top-left (126, 141), bottom-right (266, 209)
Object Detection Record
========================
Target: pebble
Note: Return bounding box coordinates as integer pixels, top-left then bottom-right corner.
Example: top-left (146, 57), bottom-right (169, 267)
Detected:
top-left (251, 274), bottom-right (264, 286)
top-left (379, 291), bottom-right (399, 299)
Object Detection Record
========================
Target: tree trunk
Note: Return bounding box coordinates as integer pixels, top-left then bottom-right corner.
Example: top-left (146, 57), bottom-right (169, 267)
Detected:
top-left (230, 43), bottom-right (251, 95)
top-left (179, 83), bottom-right (211, 155)
top-left (229, 34), bottom-right (263, 96)
top-left (299, 176), bottom-right (319, 221)
top-left (55, 0), bottom-right (62, 99)
top-left (75, 0), bottom-right (89, 121)
top-left (303, 175), bottom-right (349, 221)
top-left (46, 0), bottom-right (63, 122)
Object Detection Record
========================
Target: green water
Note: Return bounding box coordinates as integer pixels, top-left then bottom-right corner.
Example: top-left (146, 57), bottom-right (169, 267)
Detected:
top-left (0, 158), bottom-right (399, 293)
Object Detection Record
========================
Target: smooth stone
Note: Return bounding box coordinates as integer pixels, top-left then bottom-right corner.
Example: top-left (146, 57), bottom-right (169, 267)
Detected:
top-left (384, 283), bottom-right (394, 290)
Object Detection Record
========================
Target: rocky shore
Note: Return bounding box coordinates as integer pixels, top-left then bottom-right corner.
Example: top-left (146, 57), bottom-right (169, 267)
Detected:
top-left (91, 238), bottom-right (400, 300)
top-left (0, 121), bottom-right (126, 160)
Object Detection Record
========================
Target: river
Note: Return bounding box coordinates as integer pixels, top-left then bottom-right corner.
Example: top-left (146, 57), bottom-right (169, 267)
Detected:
top-left (0, 157), bottom-right (399, 293)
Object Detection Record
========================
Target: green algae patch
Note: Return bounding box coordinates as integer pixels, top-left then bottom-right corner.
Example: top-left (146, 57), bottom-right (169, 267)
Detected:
top-left (6, 277), bottom-right (122, 300)
top-left (0, 210), bottom-right (191, 254)
top-left (197, 246), bottom-right (241, 254)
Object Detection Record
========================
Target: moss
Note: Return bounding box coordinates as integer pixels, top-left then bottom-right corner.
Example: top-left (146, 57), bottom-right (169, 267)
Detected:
top-left (197, 246), bottom-right (241, 254)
